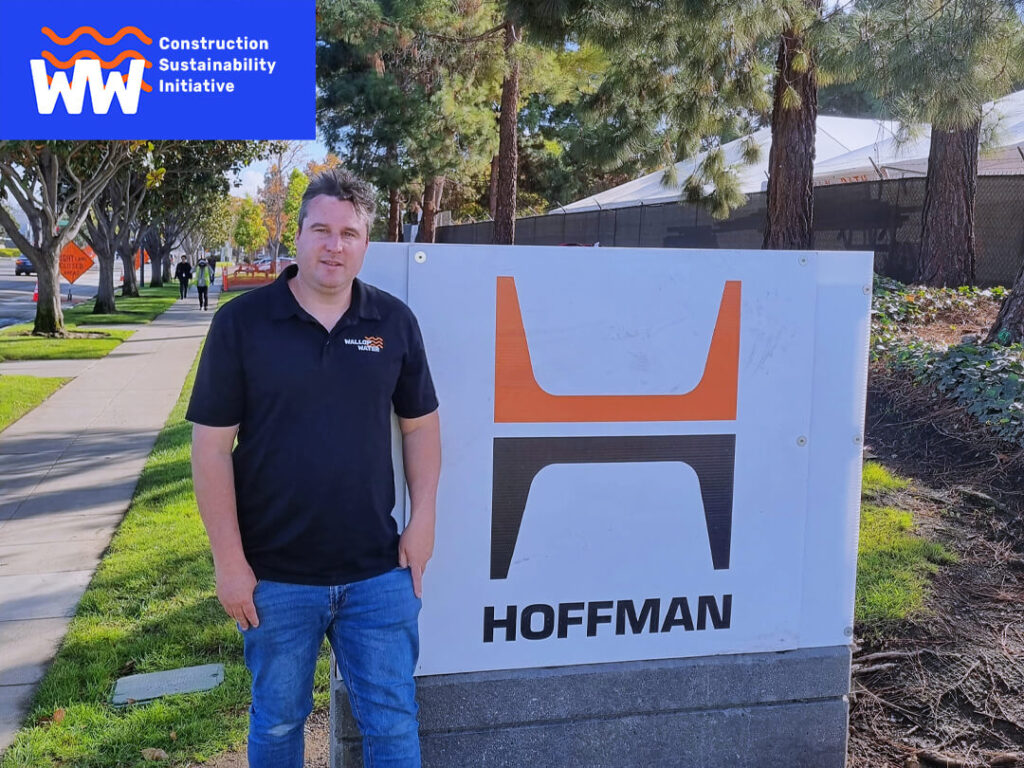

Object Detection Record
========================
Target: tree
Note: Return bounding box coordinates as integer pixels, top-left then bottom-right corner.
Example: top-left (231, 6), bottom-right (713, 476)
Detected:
top-left (234, 197), bottom-right (269, 259)
top-left (493, 18), bottom-right (523, 244)
top-left (137, 142), bottom-right (268, 286)
top-left (763, 0), bottom-right (823, 249)
top-left (305, 153), bottom-right (343, 177)
top-left (512, 1), bottom-right (782, 221)
top-left (196, 195), bottom-right (238, 257)
top-left (258, 142), bottom-right (303, 269)
top-left (282, 168), bottom-right (309, 254)
top-left (317, 0), bottom-right (500, 243)
top-left (83, 167), bottom-right (153, 314)
top-left (0, 198), bottom-right (17, 239)
top-left (0, 141), bottom-right (138, 334)
top-left (831, 0), bottom-right (1024, 287)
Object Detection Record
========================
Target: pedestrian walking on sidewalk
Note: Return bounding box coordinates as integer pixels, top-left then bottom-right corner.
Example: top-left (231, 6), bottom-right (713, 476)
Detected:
top-left (188, 169), bottom-right (441, 768)
top-left (175, 256), bottom-right (193, 299)
top-left (195, 257), bottom-right (213, 310)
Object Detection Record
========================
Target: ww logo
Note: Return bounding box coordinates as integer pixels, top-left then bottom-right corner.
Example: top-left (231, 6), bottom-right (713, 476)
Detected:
top-left (30, 26), bottom-right (153, 115)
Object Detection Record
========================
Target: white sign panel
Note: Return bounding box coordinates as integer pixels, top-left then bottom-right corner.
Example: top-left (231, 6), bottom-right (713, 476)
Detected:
top-left (363, 244), bottom-right (872, 676)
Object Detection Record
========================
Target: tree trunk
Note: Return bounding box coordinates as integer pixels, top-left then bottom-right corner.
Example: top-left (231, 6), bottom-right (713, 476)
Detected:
top-left (489, 154), bottom-right (500, 220)
top-left (94, 251), bottom-right (117, 314)
top-left (416, 177), bottom-right (445, 243)
top-left (161, 248), bottom-right (173, 283)
top-left (33, 256), bottom-right (64, 335)
top-left (149, 252), bottom-right (163, 287)
top-left (917, 121), bottom-right (980, 287)
top-left (493, 22), bottom-right (521, 245)
top-left (120, 251), bottom-right (140, 297)
top-left (388, 187), bottom-right (401, 242)
top-left (985, 260), bottom-right (1024, 344)
top-left (763, 6), bottom-right (821, 250)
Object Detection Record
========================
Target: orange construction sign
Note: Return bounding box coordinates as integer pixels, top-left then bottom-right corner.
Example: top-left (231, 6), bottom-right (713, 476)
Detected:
top-left (59, 243), bottom-right (95, 284)
top-left (134, 249), bottom-right (150, 269)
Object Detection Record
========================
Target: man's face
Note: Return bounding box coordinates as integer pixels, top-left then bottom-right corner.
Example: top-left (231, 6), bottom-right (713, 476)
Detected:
top-left (294, 195), bottom-right (370, 294)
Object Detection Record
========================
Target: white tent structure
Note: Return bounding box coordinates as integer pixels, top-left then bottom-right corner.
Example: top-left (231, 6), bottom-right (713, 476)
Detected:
top-left (814, 90), bottom-right (1024, 184)
top-left (560, 90), bottom-right (1024, 213)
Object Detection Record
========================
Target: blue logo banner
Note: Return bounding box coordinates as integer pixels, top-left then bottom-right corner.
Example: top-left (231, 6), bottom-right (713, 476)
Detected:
top-left (0, 0), bottom-right (314, 139)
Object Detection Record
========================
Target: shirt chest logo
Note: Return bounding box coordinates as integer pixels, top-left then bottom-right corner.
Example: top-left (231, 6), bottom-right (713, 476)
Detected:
top-left (343, 336), bottom-right (384, 353)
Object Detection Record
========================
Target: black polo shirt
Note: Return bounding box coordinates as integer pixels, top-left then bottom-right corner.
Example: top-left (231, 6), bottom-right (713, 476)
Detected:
top-left (186, 265), bottom-right (438, 586)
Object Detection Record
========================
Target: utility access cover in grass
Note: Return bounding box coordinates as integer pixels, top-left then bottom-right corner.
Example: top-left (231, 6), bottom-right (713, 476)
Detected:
top-left (112, 663), bottom-right (225, 705)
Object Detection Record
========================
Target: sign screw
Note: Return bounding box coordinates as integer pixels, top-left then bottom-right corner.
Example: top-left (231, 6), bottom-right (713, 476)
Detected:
top-left (853, 435), bottom-right (862, 444)
top-left (796, 436), bottom-right (807, 447)
top-left (844, 626), bottom-right (853, 637)
top-left (414, 251), bottom-right (427, 264)
top-left (863, 284), bottom-right (871, 295)
top-left (798, 255), bottom-right (808, 266)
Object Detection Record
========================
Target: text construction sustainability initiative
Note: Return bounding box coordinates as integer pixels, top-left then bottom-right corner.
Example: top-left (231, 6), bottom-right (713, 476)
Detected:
top-left (156, 36), bottom-right (276, 93)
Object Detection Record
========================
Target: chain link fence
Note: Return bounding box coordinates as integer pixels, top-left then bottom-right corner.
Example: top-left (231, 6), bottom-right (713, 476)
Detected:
top-left (436, 176), bottom-right (1024, 288)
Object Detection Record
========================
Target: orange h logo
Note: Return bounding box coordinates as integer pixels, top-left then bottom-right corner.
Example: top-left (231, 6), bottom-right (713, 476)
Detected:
top-left (490, 277), bottom-right (742, 579)
top-left (494, 277), bottom-right (741, 423)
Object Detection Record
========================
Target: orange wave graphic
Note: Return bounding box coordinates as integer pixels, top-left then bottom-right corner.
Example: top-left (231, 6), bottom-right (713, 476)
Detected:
top-left (42, 50), bottom-right (152, 69)
top-left (46, 73), bottom-right (153, 92)
top-left (41, 25), bottom-right (152, 46)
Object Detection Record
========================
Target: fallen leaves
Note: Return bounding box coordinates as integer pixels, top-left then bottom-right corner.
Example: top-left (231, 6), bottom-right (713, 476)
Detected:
top-left (36, 707), bottom-right (66, 726)
top-left (140, 747), bottom-right (169, 761)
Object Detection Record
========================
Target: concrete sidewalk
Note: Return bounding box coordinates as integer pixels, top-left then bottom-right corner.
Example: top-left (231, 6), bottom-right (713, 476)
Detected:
top-left (0, 292), bottom-right (218, 754)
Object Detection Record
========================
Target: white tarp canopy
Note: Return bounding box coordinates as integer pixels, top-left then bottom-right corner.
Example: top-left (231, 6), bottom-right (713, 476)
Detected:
top-left (561, 90), bottom-right (1024, 213)
top-left (814, 89), bottom-right (1024, 184)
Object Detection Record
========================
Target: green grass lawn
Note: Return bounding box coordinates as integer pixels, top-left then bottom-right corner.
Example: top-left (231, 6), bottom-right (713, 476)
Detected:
top-left (213, 287), bottom-right (247, 307)
top-left (0, 345), bottom-right (331, 768)
top-left (63, 285), bottom-right (179, 326)
top-left (855, 461), bottom-right (956, 629)
top-left (0, 375), bottom-right (68, 432)
top-left (0, 326), bottom-right (133, 362)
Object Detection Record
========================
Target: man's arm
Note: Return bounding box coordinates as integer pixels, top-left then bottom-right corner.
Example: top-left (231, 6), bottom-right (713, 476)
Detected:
top-left (192, 423), bottom-right (260, 629)
top-left (397, 409), bottom-right (441, 599)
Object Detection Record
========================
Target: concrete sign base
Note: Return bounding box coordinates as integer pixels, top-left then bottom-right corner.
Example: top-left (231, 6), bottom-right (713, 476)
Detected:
top-left (330, 646), bottom-right (851, 768)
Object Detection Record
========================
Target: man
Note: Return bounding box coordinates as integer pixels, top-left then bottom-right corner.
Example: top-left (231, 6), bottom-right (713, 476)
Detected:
top-left (194, 256), bottom-right (213, 310)
top-left (175, 255), bottom-right (192, 300)
top-left (187, 170), bottom-right (441, 768)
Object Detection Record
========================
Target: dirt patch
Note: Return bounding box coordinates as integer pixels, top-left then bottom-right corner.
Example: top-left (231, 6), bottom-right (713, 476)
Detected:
top-left (884, 299), bottom-right (1001, 349)
top-left (852, 364), bottom-right (1024, 768)
top-left (198, 709), bottom-right (330, 768)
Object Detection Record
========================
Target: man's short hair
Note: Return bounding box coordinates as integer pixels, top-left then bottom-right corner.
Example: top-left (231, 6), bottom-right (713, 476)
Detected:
top-left (297, 169), bottom-right (376, 237)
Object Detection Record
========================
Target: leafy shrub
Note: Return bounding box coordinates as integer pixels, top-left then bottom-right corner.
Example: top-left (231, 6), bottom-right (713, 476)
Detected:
top-left (884, 341), bottom-right (1024, 446)
top-left (872, 274), bottom-right (1004, 328)
top-left (871, 275), bottom-right (1022, 446)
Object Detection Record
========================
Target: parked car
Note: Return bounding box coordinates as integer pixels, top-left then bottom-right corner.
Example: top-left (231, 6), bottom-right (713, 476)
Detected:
top-left (14, 255), bottom-right (35, 276)
top-left (253, 256), bottom-right (294, 273)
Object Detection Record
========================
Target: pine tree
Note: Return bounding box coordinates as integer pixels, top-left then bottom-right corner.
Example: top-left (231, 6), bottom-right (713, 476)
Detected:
top-left (317, 0), bottom-right (499, 242)
top-left (830, 0), bottom-right (1024, 288)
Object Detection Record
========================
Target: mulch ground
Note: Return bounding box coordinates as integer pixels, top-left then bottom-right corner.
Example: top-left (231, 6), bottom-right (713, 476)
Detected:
top-left (851, 303), bottom-right (1024, 768)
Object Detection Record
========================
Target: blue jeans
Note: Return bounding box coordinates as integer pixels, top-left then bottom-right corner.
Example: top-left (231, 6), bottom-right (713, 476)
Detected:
top-left (242, 567), bottom-right (422, 768)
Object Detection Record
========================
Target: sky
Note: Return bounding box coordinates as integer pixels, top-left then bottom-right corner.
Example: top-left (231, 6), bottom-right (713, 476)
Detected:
top-left (229, 138), bottom-right (332, 198)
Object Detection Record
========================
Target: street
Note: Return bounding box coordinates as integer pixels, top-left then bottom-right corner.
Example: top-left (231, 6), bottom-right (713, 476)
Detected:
top-left (0, 257), bottom-right (115, 329)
